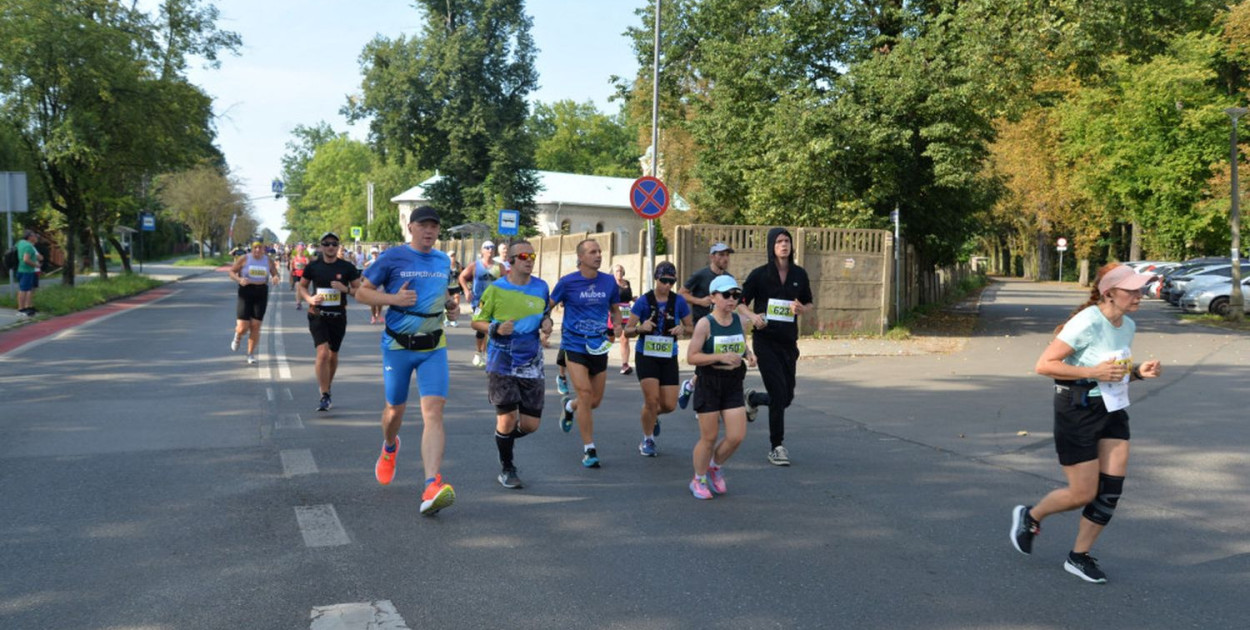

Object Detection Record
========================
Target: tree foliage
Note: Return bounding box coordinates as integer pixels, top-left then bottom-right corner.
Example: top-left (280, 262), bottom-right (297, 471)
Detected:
top-left (154, 164), bottom-right (251, 258)
top-left (528, 100), bottom-right (638, 177)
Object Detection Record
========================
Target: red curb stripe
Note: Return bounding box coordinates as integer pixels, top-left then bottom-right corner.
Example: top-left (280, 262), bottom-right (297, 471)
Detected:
top-left (0, 288), bottom-right (175, 356)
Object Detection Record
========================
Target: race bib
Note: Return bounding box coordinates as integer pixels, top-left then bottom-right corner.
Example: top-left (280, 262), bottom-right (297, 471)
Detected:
top-left (766, 298), bottom-right (795, 322)
top-left (618, 304), bottom-right (632, 319)
top-left (317, 287), bottom-right (341, 307)
top-left (1098, 349), bottom-right (1132, 412)
top-left (642, 335), bottom-right (674, 358)
top-left (713, 333), bottom-right (746, 356)
top-left (247, 266), bottom-right (268, 279)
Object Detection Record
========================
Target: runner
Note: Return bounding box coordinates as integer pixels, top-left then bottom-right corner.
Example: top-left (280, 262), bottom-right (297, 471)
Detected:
top-left (686, 275), bottom-right (755, 499)
top-left (471, 240), bottom-right (552, 489)
top-left (738, 228), bottom-right (813, 466)
top-left (1011, 263), bottom-right (1162, 583)
top-left (289, 244), bottom-right (309, 309)
top-left (623, 261), bottom-right (692, 456)
top-left (298, 232), bottom-right (362, 412)
top-left (548, 239), bottom-right (620, 468)
top-left (611, 264), bottom-right (635, 375)
top-left (356, 206), bottom-right (458, 516)
top-left (364, 246), bottom-right (384, 324)
top-left (228, 241), bottom-right (280, 365)
top-left (459, 240), bottom-right (504, 368)
top-left (445, 250), bottom-right (464, 327)
top-left (676, 242), bottom-right (734, 409)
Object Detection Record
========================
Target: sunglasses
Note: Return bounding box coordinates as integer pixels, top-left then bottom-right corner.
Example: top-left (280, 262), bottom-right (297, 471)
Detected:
top-left (321, 241), bottom-right (339, 247)
top-left (656, 277), bottom-right (676, 285)
top-left (717, 290), bottom-right (742, 300)
top-left (483, 245), bottom-right (496, 250)
top-left (512, 252), bottom-right (536, 262)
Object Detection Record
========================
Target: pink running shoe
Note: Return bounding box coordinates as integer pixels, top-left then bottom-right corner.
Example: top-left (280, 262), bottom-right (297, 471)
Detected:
top-left (689, 476), bottom-right (713, 500)
top-left (707, 466), bottom-right (727, 494)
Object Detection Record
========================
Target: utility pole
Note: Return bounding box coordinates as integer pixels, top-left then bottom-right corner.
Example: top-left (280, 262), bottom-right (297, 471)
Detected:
top-left (1225, 107), bottom-right (1246, 321)
top-left (645, 0), bottom-right (661, 293)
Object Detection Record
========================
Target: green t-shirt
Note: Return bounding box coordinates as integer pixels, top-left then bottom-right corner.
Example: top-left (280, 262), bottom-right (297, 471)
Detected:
top-left (16, 239), bottom-right (37, 274)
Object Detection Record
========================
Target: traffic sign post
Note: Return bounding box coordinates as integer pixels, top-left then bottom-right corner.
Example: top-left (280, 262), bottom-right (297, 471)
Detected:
top-left (2, 172), bottom-right (29, 294)
top-left (350, 226), bottom-right (363, 242)
top-left (498, 209), bottom-right (520, 236)
top-left (630, 176), bottom-right (670, 293)
top-left (1056, 237), bottom-right (1068, 282)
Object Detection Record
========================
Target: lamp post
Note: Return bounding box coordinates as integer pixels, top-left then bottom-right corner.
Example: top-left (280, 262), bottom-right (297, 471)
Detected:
top-left (1224, 107), bottom-right (1246, 321)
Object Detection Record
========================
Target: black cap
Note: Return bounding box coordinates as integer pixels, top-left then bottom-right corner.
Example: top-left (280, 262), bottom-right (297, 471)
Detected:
top-left (320, 231), bottom-right (339, 243)
top-left (654, 261), bottom-right (677, 279)
top-left (409, 205), bottom-right (440, 224)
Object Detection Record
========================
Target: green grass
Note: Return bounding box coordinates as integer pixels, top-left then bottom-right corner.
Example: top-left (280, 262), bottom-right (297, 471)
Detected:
top-left (173, 254), bottom-right (232, 267)
top-left (1177, 312), bottom-right (1250, 332)
top-left (0, 273), bottom-right (162, 316)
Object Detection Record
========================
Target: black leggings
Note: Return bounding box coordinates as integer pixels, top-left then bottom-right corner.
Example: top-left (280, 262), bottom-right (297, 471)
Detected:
top-left (753, 336), bottom-right (798, 448)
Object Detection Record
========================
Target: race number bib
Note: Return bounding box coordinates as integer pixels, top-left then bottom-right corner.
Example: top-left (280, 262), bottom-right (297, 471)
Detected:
top-left (316, 287), bottom-right (341, 307)
top-left (712, 333), bottom-right (746, 356)
top-left (1098, 349), bottom-right (1132, 412)
top-left (247, 266), bottom-right (268, 280)
top-left (618, 304), bottom-right (632, 319)
top-left (642, 335), bottom-right (674, 358)
top-left (766, 298), bottom-right (795, 322)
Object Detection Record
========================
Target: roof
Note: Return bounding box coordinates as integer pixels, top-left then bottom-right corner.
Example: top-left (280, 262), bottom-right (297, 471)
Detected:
top-left (391, 170), bottom-right (688, 210)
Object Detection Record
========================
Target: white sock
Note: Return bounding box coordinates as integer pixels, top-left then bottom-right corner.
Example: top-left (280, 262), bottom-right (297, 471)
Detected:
top-left (565, 400), bottom-right (574, 413)
top-left (584, 442), bottom-right (596, 452)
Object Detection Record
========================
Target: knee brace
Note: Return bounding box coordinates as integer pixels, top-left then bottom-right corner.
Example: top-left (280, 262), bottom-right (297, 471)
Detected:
top-left (1082, 474), bottom-right (1124, 526)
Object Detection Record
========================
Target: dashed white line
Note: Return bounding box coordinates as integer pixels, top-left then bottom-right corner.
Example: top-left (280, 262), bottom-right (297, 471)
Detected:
top-left (274, 301), bottom-right (292, 380)
top-left (276, 413), bottom-right (304, 430)
top-left (283, 388), bottom-right (294, 401)
top-left (310, 600), bottom-right (410, 630)
top-left (266, 387), bottom-right (275, 402)
top-left (294, 505), bottom-right (350, 548)
top-left (280, 449), bottom-right (318, 477)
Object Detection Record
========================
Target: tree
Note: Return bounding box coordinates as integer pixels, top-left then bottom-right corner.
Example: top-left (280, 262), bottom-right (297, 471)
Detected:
top-left (528, 100), bottom-right (637, 177)
top-left (346, 0), bottom-right (539, 230)
top-left (155, 164), bottom-right (250, 258)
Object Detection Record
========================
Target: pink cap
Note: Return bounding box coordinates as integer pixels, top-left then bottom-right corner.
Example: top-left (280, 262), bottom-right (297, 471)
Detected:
top-left (1098, 265), bottom-right (1152, 295)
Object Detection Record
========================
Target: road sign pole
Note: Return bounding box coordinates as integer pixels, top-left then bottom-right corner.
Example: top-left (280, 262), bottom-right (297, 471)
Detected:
top-left (645, 0), bottom-right (662, 293)
top-left (1058, 250), bottom-right (1063, 282)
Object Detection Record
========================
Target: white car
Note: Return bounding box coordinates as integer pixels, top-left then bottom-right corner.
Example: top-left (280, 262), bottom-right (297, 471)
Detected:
top-left (1179, 277), bottom-right (1250, 315)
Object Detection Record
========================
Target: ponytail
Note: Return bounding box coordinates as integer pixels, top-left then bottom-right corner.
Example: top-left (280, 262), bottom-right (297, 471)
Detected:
top-left (1052, 262), bottom-right (1122, 335)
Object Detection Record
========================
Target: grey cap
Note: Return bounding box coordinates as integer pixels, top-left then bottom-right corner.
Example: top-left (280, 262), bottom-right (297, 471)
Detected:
top-left (709, 242), bottom-right (734, 254)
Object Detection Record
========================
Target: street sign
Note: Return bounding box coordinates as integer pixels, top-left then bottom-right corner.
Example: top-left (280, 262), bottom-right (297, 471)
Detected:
top-left (350, 226), bottom-right (362, 240)
top-left (1057, 237), bottom-right (1068, 247)
top-left (1056, 246), bottom-right (1068, 252)
top-left (498, 209), bottom-right (520, 236)
top-left (889, 209), bottom-right (899, 224)
top-left (140, 212), bottom-right (156, 231)
top-left (1, 172), bottom-right (28, 213)
top-left (629, 176), bottom-right (669, 220)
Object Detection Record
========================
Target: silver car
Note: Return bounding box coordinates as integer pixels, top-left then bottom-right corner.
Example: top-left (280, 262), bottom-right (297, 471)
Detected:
top-left (1179, 277), bottom-right (1250, 315)
top-left (1163, 263), bottom-right (1250, 304)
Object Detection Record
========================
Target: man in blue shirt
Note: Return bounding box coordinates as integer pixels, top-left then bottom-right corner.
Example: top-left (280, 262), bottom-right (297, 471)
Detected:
top-left (548, 239), bottom-right (620, 468)
top-left (357, 206), bottom-right (458, 516)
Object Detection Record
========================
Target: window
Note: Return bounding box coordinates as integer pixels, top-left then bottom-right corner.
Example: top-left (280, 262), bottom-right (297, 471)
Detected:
top-left (594, 221), bottom-right (605, 233)
top-left (560, 219), bottom-right (571, 235)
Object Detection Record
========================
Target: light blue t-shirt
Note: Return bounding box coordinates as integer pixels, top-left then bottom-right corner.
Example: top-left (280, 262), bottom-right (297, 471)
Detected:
top-left (363, 245), bottom-right (451, 350)
top-left (550, 270), bottom-right (619, 354)
top-left (1056, 305), bottom-right (1136, 395)
top-left (473, 276), bottom-right (550, 378)
top-left (630, 292), bottom-right (691, 357)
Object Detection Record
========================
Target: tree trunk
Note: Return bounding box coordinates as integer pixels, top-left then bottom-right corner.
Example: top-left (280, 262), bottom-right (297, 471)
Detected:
top-left (1129, 220), bottom-right (1142, 261)
top-left (1079, 258), bottom-right (1090, 286)
top-left (108, 235), bottom-right (132, 273)
top-left (92, 230), bottom-right (109, 281)
top-left (63, 214), bottom-right (79, 286)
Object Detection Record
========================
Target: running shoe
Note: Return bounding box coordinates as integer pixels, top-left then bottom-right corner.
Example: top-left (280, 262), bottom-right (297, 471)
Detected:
top-left (230, 334), bottom-right (241, 352)
top-left (689, 476), bottom-right (713, 500)
top-left (556, 374), bottom-right (570, 395)
top-left (707, 465), bottom-right (727, 494)
top-left (677, 379), bottom-right (693, 410)
top-left (745, 388), bottom-right (759, 422)
top-left (472, 352), bottom-right (485, 368)
top-left (375, 436), bottom-right (400, 485)
top-left (1064, 552), bottom-right (1107, 584)
top-left (316, 393), bottom-right (332, 412)
top-left (246, 354), bottom-right (257, 365)
top-left (498, 466), bottom-right (523, 489)
top-left (582, 448), bottom-right (600, 468)
top-left (448, 320), bottom-right (458, 327)
top-left (1010, 505), bottom-right (1040, 555)
top-left (621, 364), bottom-right (633, 375)
top-left (420, 474), bottom-right (456, 515)
top-left (295, 302), bottom-right (302, 310)
top-left (638, 437), bottom-right (657, 457)
top-left (560, 396), bottom-right (574, 433)
top-left (767, 445), bottom-right (791, 466)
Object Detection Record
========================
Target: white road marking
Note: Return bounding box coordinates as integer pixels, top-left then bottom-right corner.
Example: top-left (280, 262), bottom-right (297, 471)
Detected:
top-left (275, 303), bottom-right (293, 380)
top-left (310, 601), bottom-right (410, 630)
top-left (276, 413), bottom-right (304, 429)
top-left (284, 388), bottom-right (294, 401)
top-left (280, 449), bottom-right (318, 477)
top-left (294, 505), bottom-right (350, 548)
top-left (258, 356), bottom-right (271, 380)
top-left (266, 387), bottom-right (275, 402)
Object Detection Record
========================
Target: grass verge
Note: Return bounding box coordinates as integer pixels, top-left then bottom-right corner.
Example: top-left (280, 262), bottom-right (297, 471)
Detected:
top-left (173, 255), bottom-right (232, 267)
top-left (1177, 313), bottom-right (1250, 332)
top-left (0, 274), bottom-right (163, 316)
top-left (883, 274), bottom-right (990, 340)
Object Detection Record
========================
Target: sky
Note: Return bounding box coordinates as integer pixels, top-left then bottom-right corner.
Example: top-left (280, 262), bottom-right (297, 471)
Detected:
top-left (176, 0), bottom-right (649, 240)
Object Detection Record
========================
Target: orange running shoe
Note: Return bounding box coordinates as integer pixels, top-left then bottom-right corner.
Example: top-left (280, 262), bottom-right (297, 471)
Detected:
top-left (419, 474), bottom-right (456, 515)
top-left (375, 436), bottom-right (400, 485)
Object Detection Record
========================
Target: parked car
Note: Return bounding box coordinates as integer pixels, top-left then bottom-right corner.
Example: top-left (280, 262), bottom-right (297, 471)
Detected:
top-left (1162, 263), bottom-right (1249, 305)
top-left (1179, 277), bottom-right (1250, 315)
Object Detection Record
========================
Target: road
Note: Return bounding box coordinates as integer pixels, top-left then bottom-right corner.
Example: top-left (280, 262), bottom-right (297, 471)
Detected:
top-left (1, 273), bottom-right (1247, 629)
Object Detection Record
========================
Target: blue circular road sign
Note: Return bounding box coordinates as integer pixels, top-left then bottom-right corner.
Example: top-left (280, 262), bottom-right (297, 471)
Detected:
top-left (630, 176), bottom-right (669, 220)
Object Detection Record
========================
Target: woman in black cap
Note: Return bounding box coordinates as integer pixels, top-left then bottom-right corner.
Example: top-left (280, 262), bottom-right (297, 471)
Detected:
top-left (623, 261), bottom-right (693, 457)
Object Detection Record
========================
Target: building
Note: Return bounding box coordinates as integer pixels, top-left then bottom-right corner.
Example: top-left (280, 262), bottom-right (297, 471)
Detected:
top-left (390, 170), bottom-right (687, 254)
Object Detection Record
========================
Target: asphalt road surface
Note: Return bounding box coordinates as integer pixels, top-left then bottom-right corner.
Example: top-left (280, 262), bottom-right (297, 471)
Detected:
top-left (1, 273), bottom-right (1247, 629)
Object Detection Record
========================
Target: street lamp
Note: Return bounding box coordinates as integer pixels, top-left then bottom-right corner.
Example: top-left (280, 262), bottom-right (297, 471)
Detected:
top-left (1224, 107), bottom-right (1246, 321)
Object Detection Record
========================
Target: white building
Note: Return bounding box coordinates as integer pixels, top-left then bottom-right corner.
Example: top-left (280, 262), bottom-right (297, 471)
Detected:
top-left (390, 170), bottom-right (686, 254)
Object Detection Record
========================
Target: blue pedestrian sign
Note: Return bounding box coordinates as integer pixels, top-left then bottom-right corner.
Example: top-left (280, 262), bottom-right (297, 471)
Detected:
top-left (140, 212), bottom-right (156, 231)
top-left (498, 209), bottom-right (520, 236)
top-left (630, 177), bottom-right (669, 220)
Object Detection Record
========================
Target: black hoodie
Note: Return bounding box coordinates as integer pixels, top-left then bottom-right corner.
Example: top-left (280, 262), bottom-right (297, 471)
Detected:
top-left (741, 227), bottom-right (813, 344)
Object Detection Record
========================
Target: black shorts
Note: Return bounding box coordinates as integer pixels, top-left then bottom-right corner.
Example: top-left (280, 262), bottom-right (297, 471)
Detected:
top-left (692, 365), bottom-right (746, 414)
top-left (556, 349), bottom-right (609, 376)
top-left (308, 312), bottom-right (348, 352)
top-left (488, 373), bottom-right (545, 417)
top-left (236, 284), bottom-right (269, 321)
top-left (1053, 390), bottom-right (1131, 466)
top-left (635, 353), bottom-right (679, 386)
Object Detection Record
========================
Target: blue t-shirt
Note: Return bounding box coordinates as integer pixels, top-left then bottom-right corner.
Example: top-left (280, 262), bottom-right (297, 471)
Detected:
top-left (473, 276), bottom-right (550, 378)
top-left (363, 245), bottom-right (451, 351)
top-left (630, 292), bottom-right (691, 357)
top-left (550, 270), bottom-right (619, 354)
top-left (471, 258), bottom-right (505, 308)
